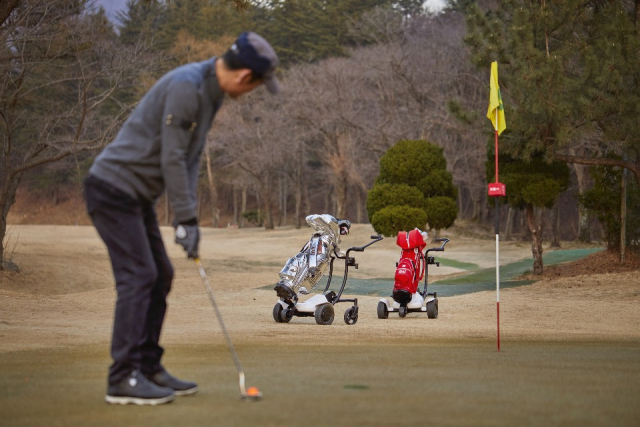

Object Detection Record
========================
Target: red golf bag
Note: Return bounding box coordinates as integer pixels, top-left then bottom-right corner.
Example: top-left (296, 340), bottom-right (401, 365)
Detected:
top-left (393, 229), bottom-right (427, 305)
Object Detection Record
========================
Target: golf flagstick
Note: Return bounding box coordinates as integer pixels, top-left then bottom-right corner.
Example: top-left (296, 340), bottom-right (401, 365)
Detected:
top-left (487, 61), bottom-right (506, 352)
top-left (194, 258), bottom-right (262, 401)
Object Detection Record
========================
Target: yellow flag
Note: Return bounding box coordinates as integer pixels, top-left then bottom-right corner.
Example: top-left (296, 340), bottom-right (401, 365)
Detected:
top-left (487, 61), bottom-right (506, 135)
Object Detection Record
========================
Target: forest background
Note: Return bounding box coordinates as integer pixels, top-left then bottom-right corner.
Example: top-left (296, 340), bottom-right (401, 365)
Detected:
top-left (1, 0), bottom-right (639, 271)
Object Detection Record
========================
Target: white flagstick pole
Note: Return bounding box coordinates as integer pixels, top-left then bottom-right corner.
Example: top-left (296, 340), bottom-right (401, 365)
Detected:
top-left (496, 211), bottom-right (500, 352)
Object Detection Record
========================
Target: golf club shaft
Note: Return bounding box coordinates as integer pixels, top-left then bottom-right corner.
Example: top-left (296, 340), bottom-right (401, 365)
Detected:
top-left (194, 258), bottom-right (246, 394)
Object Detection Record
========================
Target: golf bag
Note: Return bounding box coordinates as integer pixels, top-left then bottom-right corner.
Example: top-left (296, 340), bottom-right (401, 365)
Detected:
top-left (392, 228), bottom-right (428, 305)
top-left (274, 214), bottom-right (351, 301)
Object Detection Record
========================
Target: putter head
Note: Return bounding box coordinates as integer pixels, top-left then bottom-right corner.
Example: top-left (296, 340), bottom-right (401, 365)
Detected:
top-left (240, 386), bottom-right (263, 402)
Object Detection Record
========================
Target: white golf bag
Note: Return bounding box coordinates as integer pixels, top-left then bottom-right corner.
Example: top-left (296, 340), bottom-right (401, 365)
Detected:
top-left (274, 214), bottom-right (350, 302)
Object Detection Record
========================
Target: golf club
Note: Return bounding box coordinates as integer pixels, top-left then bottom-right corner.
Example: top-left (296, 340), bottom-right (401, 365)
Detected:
top-left (194, 258), bottom-right (262, 401)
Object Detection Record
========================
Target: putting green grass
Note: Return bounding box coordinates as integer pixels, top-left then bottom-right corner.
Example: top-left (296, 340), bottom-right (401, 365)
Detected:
top-left (299, 247), bottom-right (603, 297)
top-left (426, 258), bottom-right (479, 271)
top-left (1, 340), bottom-right (639, 426)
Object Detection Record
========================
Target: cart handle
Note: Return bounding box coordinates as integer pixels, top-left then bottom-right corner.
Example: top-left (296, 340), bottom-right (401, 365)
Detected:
top-left (426, 237), bottom-right (449, 253)
top-left (348, 235), bottom-right (383, 252)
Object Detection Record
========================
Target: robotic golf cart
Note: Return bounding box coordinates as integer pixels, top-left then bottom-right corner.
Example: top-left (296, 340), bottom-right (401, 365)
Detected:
top-left (378, 229), bottom-right (450, 319)
top-left (273, 214), bottom-right (383, 325)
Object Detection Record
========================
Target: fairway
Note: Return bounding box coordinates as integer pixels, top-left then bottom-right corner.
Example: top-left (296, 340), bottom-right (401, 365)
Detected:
top-left (1, 340), bottom-right (639, 426)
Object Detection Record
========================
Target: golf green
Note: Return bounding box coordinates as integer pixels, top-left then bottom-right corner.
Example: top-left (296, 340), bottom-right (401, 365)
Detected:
top-left (1, 339), bottom-right (638, 426)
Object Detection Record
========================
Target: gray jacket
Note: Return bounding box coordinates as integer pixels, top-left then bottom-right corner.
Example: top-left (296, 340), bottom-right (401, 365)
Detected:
top-left (89, 57), bottom-right (223, 223)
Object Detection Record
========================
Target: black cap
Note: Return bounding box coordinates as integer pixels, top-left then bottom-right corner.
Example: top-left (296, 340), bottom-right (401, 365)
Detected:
top-left (230, 32), bottom-right (280, 94)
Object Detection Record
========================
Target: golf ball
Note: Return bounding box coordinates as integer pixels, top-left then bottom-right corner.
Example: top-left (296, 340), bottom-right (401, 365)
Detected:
top-left (247, 386), bottom-right (260, 396)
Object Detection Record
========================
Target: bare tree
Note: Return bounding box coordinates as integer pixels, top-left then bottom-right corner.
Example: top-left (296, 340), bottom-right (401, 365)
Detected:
top-left (209, 86), bottom-right (292, 229)
top-left (286, 57), bottom-right (380, 220)
top-left (0, 0), bottom-right (160, 269)
top-left (349, 11), bottom-right (489, 220)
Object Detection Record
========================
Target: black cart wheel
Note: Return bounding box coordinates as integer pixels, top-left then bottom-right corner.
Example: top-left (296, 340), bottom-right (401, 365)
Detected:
top-left (427, 299), bottom-right (438, 319)
top-left (344, 307), bottom-right (358, 325)
top-left (273, 303), bottom-right (284, 323)
top-left (314, 304), bottom-right (334, 325)
top-left (398, 306), bottom-right (407, 318)
top-left (280, 307), bottom-right (293, 323)
top-left (377, 301), bottom-right (389, 319)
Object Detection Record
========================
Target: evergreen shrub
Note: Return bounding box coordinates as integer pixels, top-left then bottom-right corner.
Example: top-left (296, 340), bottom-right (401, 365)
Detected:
top-left (371, 205), bottom-right (428, 237)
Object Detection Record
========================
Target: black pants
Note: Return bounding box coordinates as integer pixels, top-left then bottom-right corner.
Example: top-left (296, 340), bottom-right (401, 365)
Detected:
top-left (84, 175), bottom-right (173, 385)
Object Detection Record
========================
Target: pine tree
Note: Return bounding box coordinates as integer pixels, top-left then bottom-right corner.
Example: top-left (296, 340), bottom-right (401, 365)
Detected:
top-left (462, 0), bottom-right (640, 270)
top-left (1, 0), bottom-right (155, 270)
top-left (257, 0), bottom-right (396, 64)
top-left (368, 140), bottom-right (458, 236)
top-left (462, 0), bottom-right (640, 177)
top-left (487, 149), bottom-right (570, 274)
top-left (117, 0), bottom-right (167, 47)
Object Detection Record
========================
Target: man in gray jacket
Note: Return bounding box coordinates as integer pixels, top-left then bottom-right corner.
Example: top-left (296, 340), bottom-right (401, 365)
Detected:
top-left (84, 32), bottom-right (279, 405)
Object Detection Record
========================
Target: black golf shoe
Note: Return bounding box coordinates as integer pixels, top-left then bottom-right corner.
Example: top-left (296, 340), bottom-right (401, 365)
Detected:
top-left (105, 370), bottom-right (175, 405)
top-left (147, 368), bottom-right (198, 396)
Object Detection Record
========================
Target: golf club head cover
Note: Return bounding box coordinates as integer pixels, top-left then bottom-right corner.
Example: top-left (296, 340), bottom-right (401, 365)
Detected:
top-left (338, 219), bottom-right (351, 235)
top-left (175, 219), bottom-right (199, 258)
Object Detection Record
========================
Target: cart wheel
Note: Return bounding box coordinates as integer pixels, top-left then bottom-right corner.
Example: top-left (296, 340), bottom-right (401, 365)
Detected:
top-left (314, 304), bottom-right (334, 325)
top-left (344, 307), bottom-right (358, 325)
top-left (280, 307), bottom-right (293, 323)
top-left (377, 301), bottom-right (389, 319)
top-left (273, 303), bottom-right (284, 323)
top-left (427, 299), bottom-right (438, 319)
top-left (398, 306), bottom-right (407, 318)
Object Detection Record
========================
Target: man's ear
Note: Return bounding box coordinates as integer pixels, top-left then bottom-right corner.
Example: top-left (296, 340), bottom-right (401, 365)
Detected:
top-left (236, 69), bottom-right (254, 84)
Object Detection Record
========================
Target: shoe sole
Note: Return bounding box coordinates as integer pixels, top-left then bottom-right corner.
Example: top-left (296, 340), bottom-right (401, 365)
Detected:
top-left (174, 386), bottom-right (198, 396)
top-left (105, 394), bottom-right (176, 405)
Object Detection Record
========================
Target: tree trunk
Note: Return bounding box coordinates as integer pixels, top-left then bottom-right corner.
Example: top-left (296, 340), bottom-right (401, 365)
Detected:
top-left (334, 177), bottom-right (348, 219)
top-left (295, 183), bottom-right (302, 229)
top-left (0, 173), bottom-right (21, 271)
top-left (256, 189), bottom-right (261, 227)
top-left (526, 204), bottom-right (544, 275)
top-left (551, 203), bottom-right (561, 248)
top-left (260, 176), bottom-right (275, 230)
top-left (303, 184), bottom-right (310, 224)
top-left (505, 207), bottom-right (514, 240)
top-left (578, 207), bottom-right (591, 243)
top-left (281, 176), bottom-right (287, 226)
top-left (621, 166), bottom-right (628, 263)
top-left (356, 187), bottom-right (363, 224)
top-left (204, 149), bottom-right (219, 227)
top-left (232, 188), bottom-right (238, 226)
top-left (295, 140), bottom-right (304, 229)
top-left (572, 163), bottom-right (591, 243)
top-left (240, 186), bottom-right (247, 228)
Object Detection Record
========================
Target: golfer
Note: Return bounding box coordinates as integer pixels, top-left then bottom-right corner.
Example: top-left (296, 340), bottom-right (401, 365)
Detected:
top-left (84, 32), bottom-right (279, 405)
